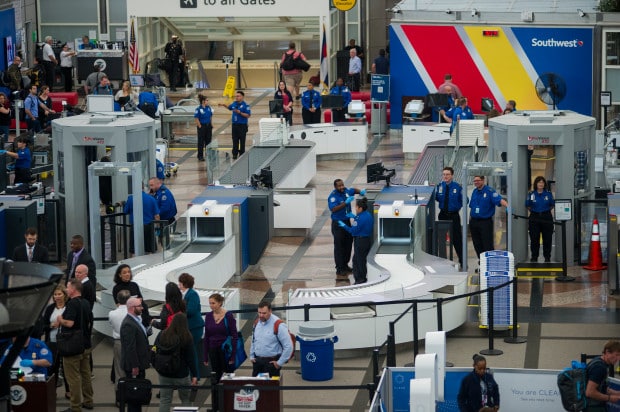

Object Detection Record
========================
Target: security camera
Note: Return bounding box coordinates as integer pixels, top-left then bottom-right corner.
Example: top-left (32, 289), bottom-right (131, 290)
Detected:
top-left (471, 9), bottom-right (478, 17)
top-left (446, 9), bottom-right (452, 14)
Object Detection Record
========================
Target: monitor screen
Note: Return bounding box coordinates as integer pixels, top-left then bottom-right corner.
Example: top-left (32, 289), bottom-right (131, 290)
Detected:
top-left (144, 73), bottom-right (164, 87)
top-left (349, 101), bottom-right (365, 113)
top-left (322, 95), bottom-right (344, 109)
top-left (481, 98), bottom-right (494, 112)
top-left (367, 162), bottom-right (384, 183)
top-left (129, 74), bottom-right (145, 87)
top-left (405, 100), bottom-right (423, 114)
top-left (426, 93), bottom-right (450, 108)
top-left (87, 95), bottom-right (115, 112)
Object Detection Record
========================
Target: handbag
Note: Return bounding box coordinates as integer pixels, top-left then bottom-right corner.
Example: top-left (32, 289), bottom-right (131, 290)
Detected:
top-left (119, 377), bottom-right (152, 405)
top-left (221, 314), bottom-right (247, 372)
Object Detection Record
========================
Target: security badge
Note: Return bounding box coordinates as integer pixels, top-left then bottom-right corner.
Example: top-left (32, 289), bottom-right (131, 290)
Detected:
top-left (352, 220), bottom-right (358, 227)
top-left (162, 195), bottom-right (167, 201)
top-left (40, 348), bottom-right (49, 356)
top-left (453, 188), bottom-right (457, 194)
top-left (330, 196), bottom-right (335, 203)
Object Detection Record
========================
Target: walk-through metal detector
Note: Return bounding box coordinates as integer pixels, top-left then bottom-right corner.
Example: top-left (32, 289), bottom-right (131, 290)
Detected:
top-left (488, 111), bottom-right (597, 264)
top-left (87, 162), bottom-right (145, 264)
top-left (461, 161), bottom-right (512, 273)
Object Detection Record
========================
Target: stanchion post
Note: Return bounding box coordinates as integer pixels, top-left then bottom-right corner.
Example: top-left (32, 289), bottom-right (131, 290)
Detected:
top-left (303, 303), bottom-right (310, 321)
top-left (387, 321), bottom-right (396, 367)
top-left (372, 348), bottom-right (380, 387)
top-left (481, 285), bottom-right (503, 355)
top-left (556, 220), bottom-right (575, 282)
top-left (436, 298), bottom-right (443, 331)
top-left (505, 277), bottom-right (526, 344)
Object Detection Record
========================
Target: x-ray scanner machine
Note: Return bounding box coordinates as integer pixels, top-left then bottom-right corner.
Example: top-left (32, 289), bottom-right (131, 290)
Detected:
top-left (488, 111), bottom-right (596, 264)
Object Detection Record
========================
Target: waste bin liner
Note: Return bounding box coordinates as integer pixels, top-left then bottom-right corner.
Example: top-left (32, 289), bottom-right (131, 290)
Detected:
top-left (296, 321), bottom-right (339, 381)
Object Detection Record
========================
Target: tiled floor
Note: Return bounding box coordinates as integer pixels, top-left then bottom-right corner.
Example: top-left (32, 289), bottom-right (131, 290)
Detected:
top-left (51, 89), bottom-right (620, 411)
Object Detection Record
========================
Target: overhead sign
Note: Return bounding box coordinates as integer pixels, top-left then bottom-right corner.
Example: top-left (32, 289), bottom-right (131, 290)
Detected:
top-left (222, 55), bottom-right (234, 64)
top-left (127, 0), bottom-right (330, 17)
top-left (333, 0), bottom-right (356, 11)
top-left (371, 74), bottom-right (390, 102)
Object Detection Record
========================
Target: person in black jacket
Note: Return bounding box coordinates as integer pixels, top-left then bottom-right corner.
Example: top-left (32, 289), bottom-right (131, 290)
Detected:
top-left (41, 284), bottom-right (70, 396)
top-left (154, 313), bottom-right (198, 411)
top-left (112, 264), bottom-right (151, 328)
top-left (457, 354), bottom-right (500, 412)
top-left (12, 227), bottom-right (49, 263)
top-left (75, 264), bottom-right (95, 309)
top-left (151, 282), bottom-right (186, 331)
top-left (65, 234), bottom-right (96, 283)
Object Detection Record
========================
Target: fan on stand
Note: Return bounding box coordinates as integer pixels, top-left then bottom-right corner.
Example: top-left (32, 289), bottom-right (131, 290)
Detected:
top-left (535, 73), bottom-right (567, 109)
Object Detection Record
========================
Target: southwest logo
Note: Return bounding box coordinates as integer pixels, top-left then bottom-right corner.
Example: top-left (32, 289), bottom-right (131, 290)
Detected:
top-left (531, 38), bottom-right (583, 48)
top-left (180, 0), bottom-right (197, 8)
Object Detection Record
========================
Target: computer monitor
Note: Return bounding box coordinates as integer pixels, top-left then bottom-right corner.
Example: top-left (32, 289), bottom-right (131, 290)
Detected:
top-left (481, 97), bottom-right (494, 112)
top-left (426, 93), bottom-right (450, 108)
top-left (87, 95), bottom-right (115, 112)
top-left (269, 100), bottom-right (283, 115)
top-left (129, 74), bottom-right (145, 87)
top-left (321, 95), bottom-right (344, 109)
top-left (144, 73), bottom-right (164, 87)
top-left (367, 162), bottom-right (384, 183)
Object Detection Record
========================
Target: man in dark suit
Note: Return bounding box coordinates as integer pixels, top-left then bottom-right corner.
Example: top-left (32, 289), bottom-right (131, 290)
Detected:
top-left (75, 264), bottom-right (95, 309)
top-left (120, 297), bottom-right (150, 412)
top-left (65, 234), bottom-right (96, 284)
top-left (12, 227), bottom-right (49, 263)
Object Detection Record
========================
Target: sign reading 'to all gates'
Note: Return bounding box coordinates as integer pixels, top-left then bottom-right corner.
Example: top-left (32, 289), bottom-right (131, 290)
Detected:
top-left (333, 0), bottom-right (356, 12)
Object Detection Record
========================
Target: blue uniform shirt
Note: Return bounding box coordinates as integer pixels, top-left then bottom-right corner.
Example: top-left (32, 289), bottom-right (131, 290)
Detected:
top-left (156, 159), bottom-right (165, 180)
top-left (445, 105), bottom-right (474, 134)
top-left (124, 191), bottom-right (160, 224)
top-left (343, 210), bottom-right (373, 237)
top-left (0, 338), bottom-right (53, 377)
top-left (226, 101), bottom-right (250, 124)
top-left (153, 184), bottom-right (177, 221)
top-left (329, 85), bottom-right (352, 107)
top-left (436, 180), bottom-right (463, 212)
top-left (328, 187), bottom-right (356, 221)
top-left (194, 104), bottom-right (213, 124)
top-left (301, 89), bottom-right (322, 110)
top-left (469, 185), bottom-right (503, 219)
top-left (525, 190), bottom-right (554, 213)
top-left (15, 147), bottom-right (31, 169)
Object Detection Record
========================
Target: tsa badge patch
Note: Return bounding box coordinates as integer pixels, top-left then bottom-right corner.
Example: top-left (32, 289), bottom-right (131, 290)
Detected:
top-left (10, 385), bottom-right (27, 406)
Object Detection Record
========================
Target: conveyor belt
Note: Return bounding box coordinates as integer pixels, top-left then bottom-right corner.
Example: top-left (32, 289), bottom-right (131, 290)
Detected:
top-left (408, 146), bottom-right (446, 185)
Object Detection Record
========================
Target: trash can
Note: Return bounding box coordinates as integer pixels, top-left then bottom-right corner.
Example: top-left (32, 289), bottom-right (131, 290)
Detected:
top-left (296, 321), bottom-right (339, 381)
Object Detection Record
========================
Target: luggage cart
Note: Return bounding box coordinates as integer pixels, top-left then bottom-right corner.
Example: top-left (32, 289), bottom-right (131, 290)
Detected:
top-left (155, 137), bottom-right (178, 178)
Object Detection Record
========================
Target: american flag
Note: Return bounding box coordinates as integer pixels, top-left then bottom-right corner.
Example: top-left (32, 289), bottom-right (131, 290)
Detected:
top-left (129, 18), bottom-right (139, 73)
top-left (320, 23), bottom-right (329, 90)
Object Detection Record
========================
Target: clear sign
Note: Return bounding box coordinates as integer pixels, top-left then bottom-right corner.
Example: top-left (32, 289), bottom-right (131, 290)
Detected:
top-left (371, 74), bottom-right (390, 102)
top-left (555, 199), bottom-right (572, 221)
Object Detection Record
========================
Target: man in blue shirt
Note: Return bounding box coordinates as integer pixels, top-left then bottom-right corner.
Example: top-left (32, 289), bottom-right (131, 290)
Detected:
top-left (347, 48), bottom-right (362, 92)
top-left (149, 176), bottom-right (177, 248)
top-left (301, 81), bottom-right (322, 125)
top-left (124, 189), bottom-right (160, 254)
top-left (328, 179), bottom-right (366, 278)
top-left (329, 77), bottom-right (352, 123)
top-left (338, 197), bottom-right (373, 284)
top-left (6, 136), bottom-right (32, 185)
top-left (371, 49), bottom-right (389, 75)
top-left (219, 91), bottom-right (251, 160)
top-left (23, 84), bottom-right (41, 133)
top-left (440, 97), bottom-right (474, 135)
top-left (435, 166), bottom-right (463, 267)
top-left (0, 336), bottom-right (53, 377)
top-left (469, 176), bottom-right (508, 260)
top-left (249, 300), bottom-right (293, 377)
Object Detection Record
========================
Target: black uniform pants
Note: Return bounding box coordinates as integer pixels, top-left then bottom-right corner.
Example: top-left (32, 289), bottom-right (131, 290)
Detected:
top-left (469, 217), bottom-right (494, 260)
top-left (529, 211), bottom-right (554, 260)
top-left (197, 123), bottom-right (212, 159)
top-left (438, 210), bottom-right (463, 265)
top-left (302, 108), bottom-right (321, 125)
top-left (353, 236), bottom-right (371, 283)
top-left (331, 219), bottom-right (353, 273)
top-left (231, 123), bottom-right (248, 159)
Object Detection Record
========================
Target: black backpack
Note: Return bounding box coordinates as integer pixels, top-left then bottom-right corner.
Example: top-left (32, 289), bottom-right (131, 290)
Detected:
top-left (150, 337), bottom-right (181, 376)
top-left (280, 52), bottom-right (295, 71)
top-left (557, 358), bottom-right (605, 411)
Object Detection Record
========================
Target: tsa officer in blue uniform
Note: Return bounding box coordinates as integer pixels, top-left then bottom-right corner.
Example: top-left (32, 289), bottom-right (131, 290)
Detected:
top-left (440, 97), bottom-right (474, 135)
top-left (329, 77), bottom-right (352, 123)
top-left (194, 94), bottom-right (213, 161)
top-left (0, 336), bottom-right (53, 377)
top-left (5, 136), bottom-right (32, 185)
top-left (301, 81), bottom-right (322, 125)
top-left (329, 178), bottom-right (366, 278)
top-left (469, 176), bottom-right (508, 260)
top-left (526, 176), bottom-right (555, 262)
top-left (436, 166), bottom-right (463, 267)
top-left (338, 197), bottom-right (373, 284)
top-left (219, 91), bottom-right (251, 160)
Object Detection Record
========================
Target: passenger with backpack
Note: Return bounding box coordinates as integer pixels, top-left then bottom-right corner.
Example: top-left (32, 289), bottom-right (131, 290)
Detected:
top-left (151, 282), bottom-right (186, 331)
top-left (280, 41), bottom-right (307, 101)
top-left (457, 354), bottom-right (500, 412)
top-left (151, 313), bottom-right (198, 412)
top-left (585, 340), bottom-right (620, 411)
top-left (203, 293), bottom-right (237, 411)
top-left (250, 300), bottom-right (293, 378)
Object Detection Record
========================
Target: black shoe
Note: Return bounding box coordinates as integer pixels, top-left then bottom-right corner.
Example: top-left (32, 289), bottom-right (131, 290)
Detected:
top-left (295, 95), bottom-right (301, 100)
top-left (170, 87), bottom-right (177, 92)
top-left (530, 257), bottom-right (538, 262)
top-left (544, 258), bottom-right (551, 263)
top-left (82, 404), bottom-right (94, 410)
top-left (198, 157), bottom-right (205, 161)
top-left (345, 266), bottom-right (353, 273)
top-left (232, 156), bottom-right (238, 160)
top-left (354, 278), bottom-right (367, 285)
